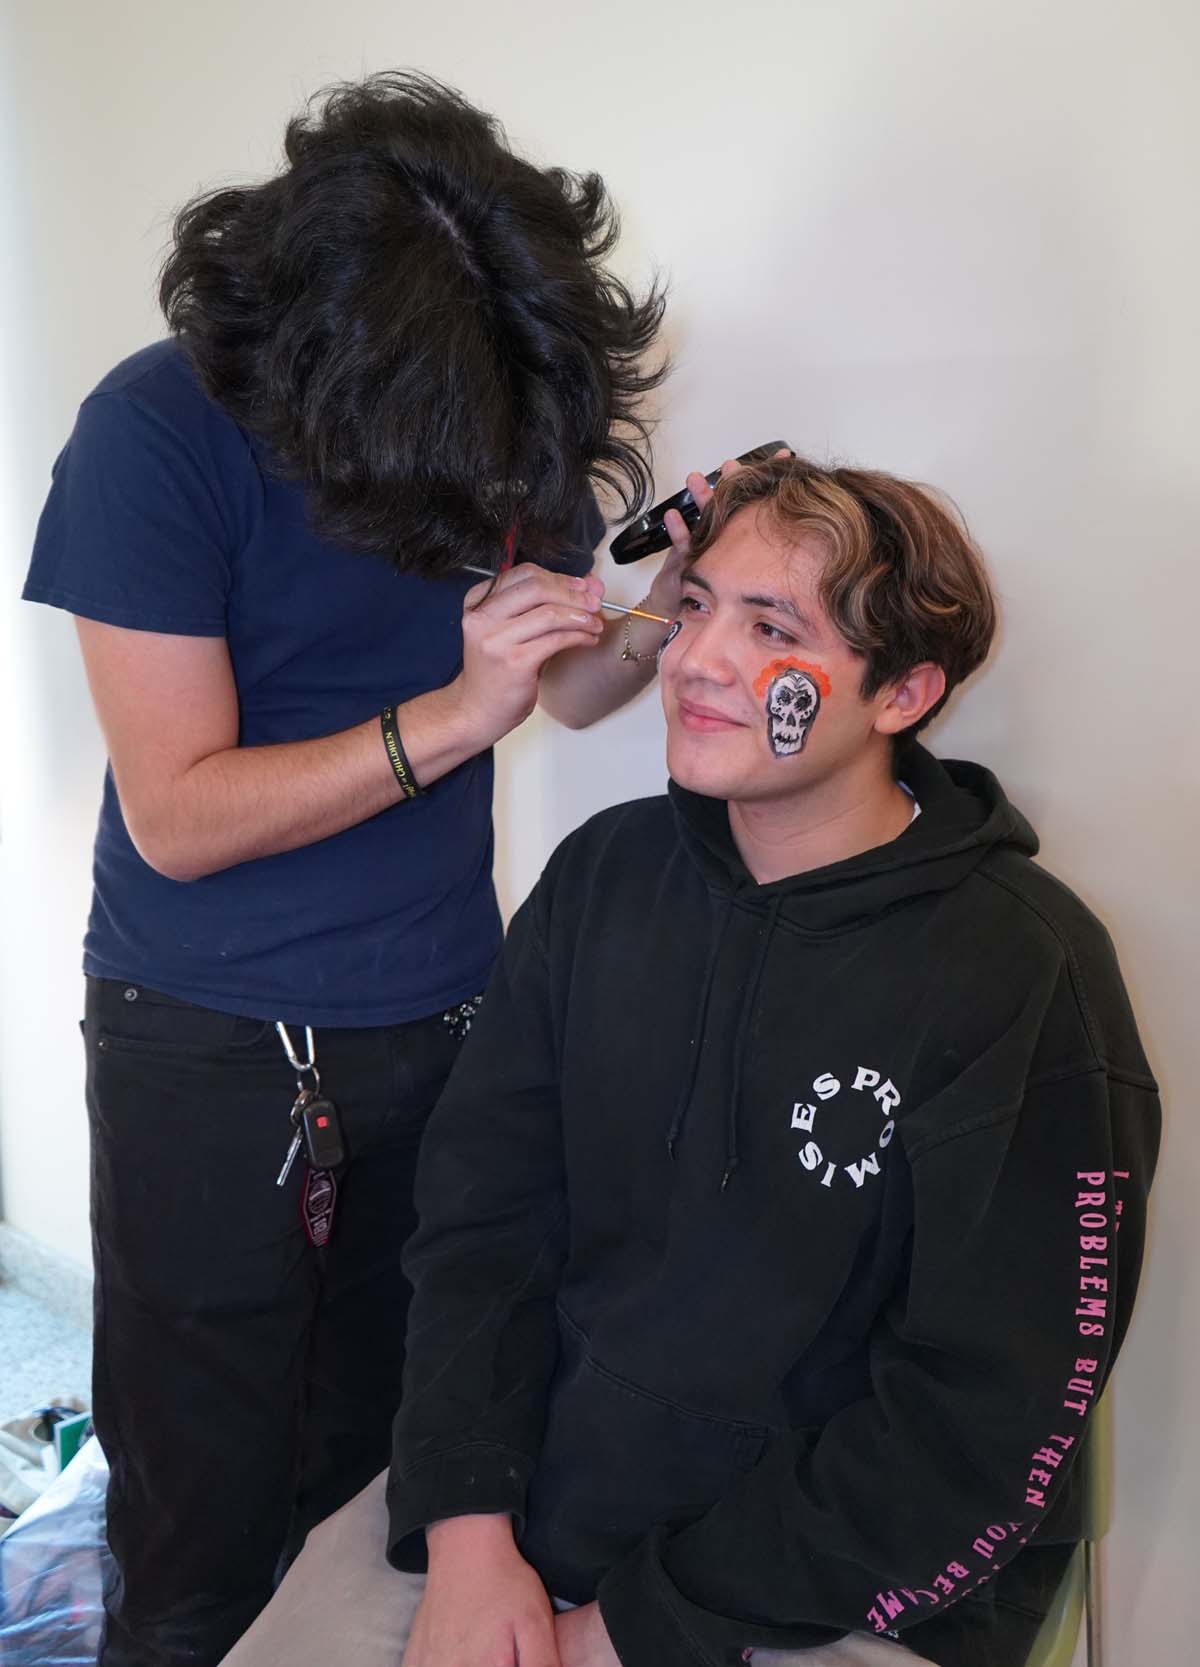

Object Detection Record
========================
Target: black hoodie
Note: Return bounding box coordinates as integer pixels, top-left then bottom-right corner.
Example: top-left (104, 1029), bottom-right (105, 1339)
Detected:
top-left (388, 746), bottom-right (1159, 1667)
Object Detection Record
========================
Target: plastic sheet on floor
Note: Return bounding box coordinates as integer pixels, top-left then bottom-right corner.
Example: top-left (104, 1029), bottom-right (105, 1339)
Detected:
top-left (0, 1436), bottom-right (108, 1666)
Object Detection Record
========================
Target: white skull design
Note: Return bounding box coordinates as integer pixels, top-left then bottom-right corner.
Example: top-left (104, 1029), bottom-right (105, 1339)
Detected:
top-left (767, 667), bottom-right (821, 756)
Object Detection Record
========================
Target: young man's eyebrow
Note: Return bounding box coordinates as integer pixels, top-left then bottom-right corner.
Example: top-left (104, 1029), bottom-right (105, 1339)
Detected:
top-left (741, 591), bottom-right (819, 634)
top-left (684, 571), bottom-right (819, 637)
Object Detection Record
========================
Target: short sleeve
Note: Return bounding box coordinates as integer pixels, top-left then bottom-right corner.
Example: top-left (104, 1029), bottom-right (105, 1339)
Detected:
top-left (22, 391), bottom-right (235, 636)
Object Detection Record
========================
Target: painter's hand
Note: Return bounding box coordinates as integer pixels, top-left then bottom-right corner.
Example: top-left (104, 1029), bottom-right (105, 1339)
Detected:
top-left (454, 564), bottom-right (605, 748)
top-left (555, 1602), bottom-right (622, 1667)
top-left (648, 465), bottom-right (723, 627)
top-left (661, 449), bottom-right (793, 571)
top-left (403, 1515), bottom-right (560, 1667)
top-left (661, 468), bottom-right (717, 577)
top-left (643, 528), bottom-right (687, 623)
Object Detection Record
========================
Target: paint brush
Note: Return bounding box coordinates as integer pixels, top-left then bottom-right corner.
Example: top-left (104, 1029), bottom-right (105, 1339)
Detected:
top-left (592, 599), bottom-right (675, 625)
top-left (461, 564), bottom-right (673, 626)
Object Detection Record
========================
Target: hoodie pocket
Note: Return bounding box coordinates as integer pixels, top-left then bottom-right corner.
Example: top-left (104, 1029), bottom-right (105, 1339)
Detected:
top-left (520, 1309), bottom-right (770, 1601)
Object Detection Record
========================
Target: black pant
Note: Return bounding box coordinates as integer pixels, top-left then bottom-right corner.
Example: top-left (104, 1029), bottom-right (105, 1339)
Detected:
top-left (83, 976), bottom-right (469, 1667)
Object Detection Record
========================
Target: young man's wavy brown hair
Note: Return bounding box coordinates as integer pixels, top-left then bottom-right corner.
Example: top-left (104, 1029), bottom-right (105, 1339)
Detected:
top-left (688, 455), bottom-right (997, 733)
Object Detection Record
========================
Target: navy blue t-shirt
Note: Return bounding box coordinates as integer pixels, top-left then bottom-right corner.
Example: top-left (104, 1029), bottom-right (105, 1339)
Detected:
top-left (24, 341), bottom-right (602, 1026)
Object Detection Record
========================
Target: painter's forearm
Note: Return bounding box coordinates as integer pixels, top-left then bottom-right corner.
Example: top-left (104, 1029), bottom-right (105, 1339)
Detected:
top-left (538, 616), bottom-right (658, 728)
top-left (129, 682), bottom-right (477, 881)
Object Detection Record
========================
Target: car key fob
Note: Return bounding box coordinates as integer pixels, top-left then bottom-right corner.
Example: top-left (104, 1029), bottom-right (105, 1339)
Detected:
top-left (299, 1096), bottom-right (345, 1170)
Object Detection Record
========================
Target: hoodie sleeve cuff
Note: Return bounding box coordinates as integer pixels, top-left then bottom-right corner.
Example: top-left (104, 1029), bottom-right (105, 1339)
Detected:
top-left (598, 1533), bottom-right (720, 1667)
top-left (599, 1530), bottom-right (851, 1667)
top-left (385, 1444), bottom-right (535, 1568)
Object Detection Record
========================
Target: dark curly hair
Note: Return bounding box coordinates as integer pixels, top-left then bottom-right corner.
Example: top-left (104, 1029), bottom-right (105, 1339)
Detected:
top-left (159, 71), bottom-right (667, 575)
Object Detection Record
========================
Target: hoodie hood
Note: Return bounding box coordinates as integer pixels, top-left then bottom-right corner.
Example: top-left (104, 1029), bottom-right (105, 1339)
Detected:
top-left (669, 741), bottom-right (1038, 934)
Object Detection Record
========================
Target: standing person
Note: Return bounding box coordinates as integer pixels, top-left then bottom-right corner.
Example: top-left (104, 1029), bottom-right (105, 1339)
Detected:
top-left (219, 454), bottom-right (1157, 1667)
top-left (21, 72), bottom-right (674, 1667)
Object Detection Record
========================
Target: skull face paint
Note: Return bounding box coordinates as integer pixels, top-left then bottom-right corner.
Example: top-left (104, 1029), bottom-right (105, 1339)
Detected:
top-left (752, 657), bottom-right (833, 758)
top-left (657, 618), bottom-right (682, 669)
top-left (766, 668), bottom-right (820, 756)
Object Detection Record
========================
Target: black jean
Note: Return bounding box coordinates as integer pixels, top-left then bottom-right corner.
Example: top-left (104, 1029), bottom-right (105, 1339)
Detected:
top-left (83, 976), bottom-right (469, 1667)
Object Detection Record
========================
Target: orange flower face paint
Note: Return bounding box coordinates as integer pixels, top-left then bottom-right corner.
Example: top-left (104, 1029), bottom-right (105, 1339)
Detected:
top-left (754, 658), bottom-right (831, 757)
top-left (752, 658), bottom-right (832, 700)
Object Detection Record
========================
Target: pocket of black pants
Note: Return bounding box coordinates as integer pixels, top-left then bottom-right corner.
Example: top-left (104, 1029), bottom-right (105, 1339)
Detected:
top-left (519, 1310), bottom-right (771, 1602)
top-left (87, 977), bottom-right (276, 1060)
top-left (84, 980), bottom-right (295, 1258)
top-left (84, 982), bottom-right (310, 1306)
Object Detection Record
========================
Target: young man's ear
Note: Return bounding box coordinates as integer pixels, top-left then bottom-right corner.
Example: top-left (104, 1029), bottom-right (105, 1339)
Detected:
top-left (873, 663), bottom-right (947, 737)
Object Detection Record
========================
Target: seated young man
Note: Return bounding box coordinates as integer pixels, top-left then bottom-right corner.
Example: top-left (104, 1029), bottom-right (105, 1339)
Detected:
top-left (223, 456), bottom-right (1159, 1667)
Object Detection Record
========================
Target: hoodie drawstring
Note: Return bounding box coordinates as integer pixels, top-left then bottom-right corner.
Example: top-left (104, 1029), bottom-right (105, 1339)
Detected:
top-left (664, 897), bottom-right (733, 1161)
top-left (664, 892), bottom-right (784, 1194)
top-left (722, 894), bottom-right (784, 1192)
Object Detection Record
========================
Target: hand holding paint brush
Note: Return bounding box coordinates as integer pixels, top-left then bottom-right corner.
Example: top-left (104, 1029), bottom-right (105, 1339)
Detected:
top-left (462, 445), bottom-right (790, 665)
top-left (460, 564), bottom-right (672, 625)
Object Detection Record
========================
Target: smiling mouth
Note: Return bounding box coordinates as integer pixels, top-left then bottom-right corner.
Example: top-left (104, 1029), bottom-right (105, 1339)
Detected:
top-left (676, 698), bottom-right (745, 733)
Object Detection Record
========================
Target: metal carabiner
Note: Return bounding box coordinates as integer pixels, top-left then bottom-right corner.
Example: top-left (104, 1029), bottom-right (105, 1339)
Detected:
top-left (275, 1021), bottom-right (321, 1098)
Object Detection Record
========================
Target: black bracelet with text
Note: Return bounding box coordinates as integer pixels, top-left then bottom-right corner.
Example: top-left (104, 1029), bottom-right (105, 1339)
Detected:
top-left (380, 705), bottom-right (424, 799)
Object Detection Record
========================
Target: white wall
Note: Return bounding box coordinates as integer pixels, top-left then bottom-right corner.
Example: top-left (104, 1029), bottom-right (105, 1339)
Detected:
top-left (1, 1), bottom-right (1196, 1658)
